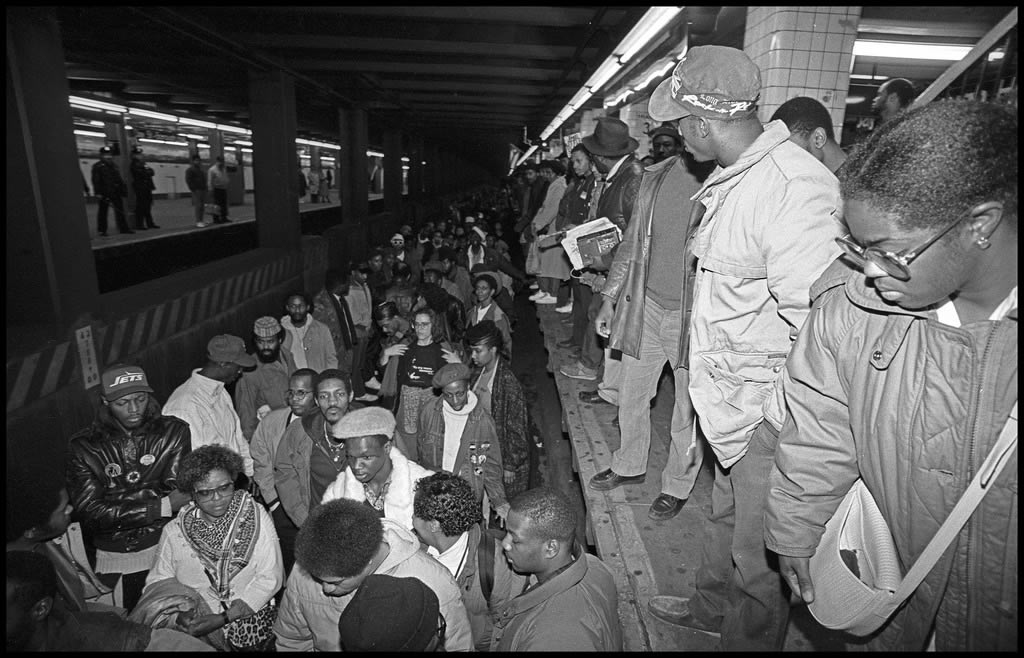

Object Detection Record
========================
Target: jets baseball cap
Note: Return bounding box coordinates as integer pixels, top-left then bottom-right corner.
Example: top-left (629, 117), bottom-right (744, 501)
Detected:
top-left (101, 365), bottom-right (154, 401)
top-left (649, 45), bottom-right (761, 121)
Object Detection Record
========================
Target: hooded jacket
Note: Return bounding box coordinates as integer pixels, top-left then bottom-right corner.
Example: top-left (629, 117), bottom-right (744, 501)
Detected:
top-left (765, 261), bottom-right (1017, 651)
top-left (320, 442), bottom-right (434, 531)
top-left (66, 402), bottom-right (191, 554)
top-left (273, 520), bottom-right (473, 651)
top-left (686, 119), bottom-right (843, 468)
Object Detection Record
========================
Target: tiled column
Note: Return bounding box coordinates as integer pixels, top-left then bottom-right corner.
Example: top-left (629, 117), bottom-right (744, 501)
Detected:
top-left (744, 6), bottom-right (861, 139)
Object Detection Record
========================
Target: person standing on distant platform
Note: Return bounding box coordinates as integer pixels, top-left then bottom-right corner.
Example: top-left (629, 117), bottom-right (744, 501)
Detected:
top-left (186, 154), bottom-right (209, 228)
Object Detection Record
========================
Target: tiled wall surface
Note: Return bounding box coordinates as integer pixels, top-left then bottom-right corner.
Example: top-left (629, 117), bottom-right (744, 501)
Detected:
top-left (745, 6), bottom-right (862, 138)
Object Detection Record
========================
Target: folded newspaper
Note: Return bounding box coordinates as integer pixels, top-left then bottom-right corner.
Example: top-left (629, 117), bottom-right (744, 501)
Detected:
top-left (560, 217), bottom-right (622, 270)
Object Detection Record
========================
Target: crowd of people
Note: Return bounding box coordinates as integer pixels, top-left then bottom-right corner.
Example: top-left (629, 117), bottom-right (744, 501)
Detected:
top-left (9, 44), bottom-right (1016, 652)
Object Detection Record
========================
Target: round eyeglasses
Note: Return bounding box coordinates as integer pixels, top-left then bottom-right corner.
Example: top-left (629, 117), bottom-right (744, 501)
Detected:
top-left (834, 214), bottom-right (965, 281)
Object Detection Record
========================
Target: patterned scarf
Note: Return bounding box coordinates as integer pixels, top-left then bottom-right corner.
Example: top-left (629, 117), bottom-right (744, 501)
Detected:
top-left (180, 490), bottom-right (259, 605)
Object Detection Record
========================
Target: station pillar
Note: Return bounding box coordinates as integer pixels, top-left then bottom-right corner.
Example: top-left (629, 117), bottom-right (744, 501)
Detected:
top-left (383, 129), bottom-right (403, 213)
top-left (338, 106), bottom-right (369, 221)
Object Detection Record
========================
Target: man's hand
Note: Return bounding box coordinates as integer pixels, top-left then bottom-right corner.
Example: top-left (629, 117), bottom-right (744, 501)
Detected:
top-left (187, 613), bottom-right (226, 637)
top-left (594, 298), bottom-right (615, 338)
top-left (495, 503), bottom-right (511, 521)
top-left (441, 348), bottom-right (462, 364)
top-left (382, 344), bottom-right (408, 360)
top-left (168, 489), bottom-right (191, 513)
top-left (503, 469), bottom-right (515, 485)
top-left (779, 555), bottom-right (815, 604)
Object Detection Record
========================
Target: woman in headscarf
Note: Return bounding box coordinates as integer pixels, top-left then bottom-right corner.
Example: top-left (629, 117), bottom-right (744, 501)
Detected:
top-left (144, 445), bottom-right (282, 651)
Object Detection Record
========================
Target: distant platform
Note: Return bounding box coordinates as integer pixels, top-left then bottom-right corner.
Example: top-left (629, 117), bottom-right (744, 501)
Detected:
top-left (536, 303), bottom-right (863, 652)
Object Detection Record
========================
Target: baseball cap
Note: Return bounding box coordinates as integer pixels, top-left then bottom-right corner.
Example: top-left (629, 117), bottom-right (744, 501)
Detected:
top-left (101, 365), bottom-right (154, 401)
top-left (206, 334), bottom-right (256, 367)
top-left (649, 45), bottom-right (761, 122)
top-left (649, 125), bottom-right (682, 143)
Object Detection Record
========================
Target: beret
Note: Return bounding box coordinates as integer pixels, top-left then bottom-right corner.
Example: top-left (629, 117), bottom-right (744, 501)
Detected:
top-left (335, 407), bottom-right (397, 440)
top-left (337, 575), bottom-right (440, 651)
top-left (432, 362), bottom-right (471, 388)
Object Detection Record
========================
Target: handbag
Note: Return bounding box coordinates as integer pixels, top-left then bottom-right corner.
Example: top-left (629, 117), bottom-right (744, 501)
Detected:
top-left (204, 203), bottom-right (220, 217)
top-left (524, 238), bottom-right (541, 275)
top-left (223, 599), bottom-right (277, 651)
top-left (808, 401), bottom-right (1018, 636)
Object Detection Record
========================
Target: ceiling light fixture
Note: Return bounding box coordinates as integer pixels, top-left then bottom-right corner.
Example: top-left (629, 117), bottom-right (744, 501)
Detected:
top-left (367, 150), bottom-right (385, 158)
top-left (128, 108), bottom-right (178, 122)
top-left (852, 40), bottom-right (973, 61)
top-left (69, 96), bottom-right (128, 113)
top-left (178, 117), bottom-right (219, 129)
top-left (139, 137), bottom-right (189, 147)
top-left (216, 123), bottom-right (249, 135)
top-left (73, 129), bottom-right (107, 138)
top-left (233, 140), bottom-right (253, 146)
top-left (539, 6), bottom-right (684, 141)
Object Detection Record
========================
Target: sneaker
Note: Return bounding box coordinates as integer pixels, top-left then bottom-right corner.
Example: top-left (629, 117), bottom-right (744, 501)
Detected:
top-left (554, 303), bottom-right (572, 313)
top-left (528, 290), bottom-right (546, 301)
top-left (196, 221), bottom-right (210, 228)
top-left (535, 293), bottom-right (558, 304)
top-left (559, 362), bottom-right (598, 380)
top-left (364, 377), bottom-right (382, 391)
top-left (354, 393), bottom-right (379, 403)
top-left (647, 596), bottom-right (721, 636)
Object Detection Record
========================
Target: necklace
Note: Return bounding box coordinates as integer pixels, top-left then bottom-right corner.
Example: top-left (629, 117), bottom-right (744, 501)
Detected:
top-left (323, 422), bottom-right (346, 465)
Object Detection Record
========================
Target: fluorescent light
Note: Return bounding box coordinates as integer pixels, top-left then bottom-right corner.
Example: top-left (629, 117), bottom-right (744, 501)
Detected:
top-left (240, 147), bottom-right (253, 153)
top-left (73, 129), bottom-right (107, 138)
top-left (128, 108), bottom-right (178, 122)
top-left (179, 133), bottom-right (207, 141)
top-left (614, 7), bottom-right (683, 65)
top-left (988, 50), bottom-right (1004, 61)
top-left (296, 138), bottom-right (340, 150)
top-left (88, 120), bottom-right (105, 127)
top-left (216, 123), bottom-right (249, 134)
top-left (124, 125), bottom-right (133, 131)
top-left (233, 140), bottom-right (253, 146)
top-left (178, 117), bottom-right (219, 129)
top-left (401, 156), bottom-right (410, 162)
top-left (402, 165), bottom-right (410, 170)
top-left (69, 96), bottom-right (127, 113)
top-left (367, 150), bottom-right (385, 158)
top-left (421, 161), bottom-right (427, 165)
top-left (139, 138), bottom-right (189, 147)
top-left (515, 145), bottom-right (539, 168)
top-left (853, 40), bottom-right (972, 61)
top-left (320, 156), bottom-right (335, 162)
top-left (586, 58), bottom-right (624, 92)
top-left (850, 74), bottom-right (890, 81)
top-left (846, 96), bottom-right (866, 104)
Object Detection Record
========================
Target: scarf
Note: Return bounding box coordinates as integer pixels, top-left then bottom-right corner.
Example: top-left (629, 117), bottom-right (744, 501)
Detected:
top-left (441, 391), bottom-right (478, 472)
top-left (180, 490), bottom-right (259, 606)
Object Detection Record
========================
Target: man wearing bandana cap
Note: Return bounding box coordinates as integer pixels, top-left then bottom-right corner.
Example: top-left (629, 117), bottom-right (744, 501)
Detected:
top-left (642, 45), bottom-right (844, 651)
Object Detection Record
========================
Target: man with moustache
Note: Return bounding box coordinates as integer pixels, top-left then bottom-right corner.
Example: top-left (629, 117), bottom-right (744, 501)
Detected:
top-left (274, 370), bottom-right (359, 528)
top-left (235, 316), bottom-right (292, 442)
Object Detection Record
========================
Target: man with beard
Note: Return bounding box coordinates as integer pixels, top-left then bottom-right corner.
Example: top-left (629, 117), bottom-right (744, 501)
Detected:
top-left (281, 293), bottom-right (338, 374)
top-left (250, 368), bottom-right (318, 575)
top-left (235, 316), bottom-right (291, 442)
top-left (274, 369), bottom-right (359, 528)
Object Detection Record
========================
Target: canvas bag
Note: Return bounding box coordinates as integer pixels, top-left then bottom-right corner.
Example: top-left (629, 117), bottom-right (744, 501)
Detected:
top-left (808, 401), bottom-right (1017, 636)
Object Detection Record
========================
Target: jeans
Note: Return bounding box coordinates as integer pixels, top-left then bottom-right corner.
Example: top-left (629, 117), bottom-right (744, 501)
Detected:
top-left (596, 348), bottom-right (622, 405)
top-left (580, 288), bottom-right (605, 370)
top-left (608, 300), bottom-right (703, 499)
top-left (690, 420), bottom-right (790, 651)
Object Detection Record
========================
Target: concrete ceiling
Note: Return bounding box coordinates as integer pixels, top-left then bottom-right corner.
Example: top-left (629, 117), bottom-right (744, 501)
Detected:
top-left (55, 6), bottom-right (1014, 174)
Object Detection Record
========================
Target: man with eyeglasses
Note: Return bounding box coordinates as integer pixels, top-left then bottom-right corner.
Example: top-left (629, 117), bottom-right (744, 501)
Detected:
top-left (234, 316), bottom-right (292, 442)
top-left (66, 364), bottom-right (192, 611)
top-left (642, 46), bottom-right (843, 650)
top-left (250, 367), bottom-right (318, 576)
top-left (274, 369), bottom-right (361, 529)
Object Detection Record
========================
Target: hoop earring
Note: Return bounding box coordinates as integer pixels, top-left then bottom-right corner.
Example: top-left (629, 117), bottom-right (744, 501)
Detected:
top-left (977, 236), bottom-right (991, 250)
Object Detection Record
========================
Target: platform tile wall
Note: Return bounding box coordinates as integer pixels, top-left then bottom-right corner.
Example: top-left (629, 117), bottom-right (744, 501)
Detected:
top-left (745, 6), bottom-right (862, 138)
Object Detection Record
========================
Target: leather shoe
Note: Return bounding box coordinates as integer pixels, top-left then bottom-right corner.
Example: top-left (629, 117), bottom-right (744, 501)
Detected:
top-left (647, 596), bottom-right (721, 636)
top-left (589, 468), bottom-right (645, 491)
top-left (557, 338), bottom-right (578, 349)
top-left (648, 494), bottom-right (686, 520)
top-left (578, 390), bottom-right (610, 404)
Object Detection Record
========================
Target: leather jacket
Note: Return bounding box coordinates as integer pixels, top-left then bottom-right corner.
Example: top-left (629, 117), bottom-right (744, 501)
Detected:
top-left (589, 155), bottom-right (643, 271)
top-left (66, 403), bottom-right (191, 554)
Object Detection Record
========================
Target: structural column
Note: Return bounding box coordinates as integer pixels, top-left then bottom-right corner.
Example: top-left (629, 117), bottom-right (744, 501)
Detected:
top-left (382, 129), bottom-right (403, 212)
top-left (744, 6), bottom-right (861, 137)
top-left (7, 7), bottom-right (100, 337)
top-left (338, 106), bottom-right (369, 221)
top-left (248, 68), bottom-right (301, 250)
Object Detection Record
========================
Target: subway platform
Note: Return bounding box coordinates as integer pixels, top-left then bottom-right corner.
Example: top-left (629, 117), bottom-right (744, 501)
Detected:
top-left (536, 303), bottom-right (867, 651)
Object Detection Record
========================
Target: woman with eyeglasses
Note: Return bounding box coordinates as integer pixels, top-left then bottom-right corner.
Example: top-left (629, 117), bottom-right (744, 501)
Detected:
top-left (144, 445), bottom-right (283, 651)
top-left (765, 100), bottom-right (1017, 652)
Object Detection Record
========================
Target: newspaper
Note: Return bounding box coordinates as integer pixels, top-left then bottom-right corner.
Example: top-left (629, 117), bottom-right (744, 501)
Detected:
top-left (560, 217), bottom-right (621, 270)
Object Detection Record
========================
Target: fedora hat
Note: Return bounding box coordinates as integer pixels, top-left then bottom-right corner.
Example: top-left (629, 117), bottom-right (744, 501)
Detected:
top-left (581, 117), bottom-right (639, 157)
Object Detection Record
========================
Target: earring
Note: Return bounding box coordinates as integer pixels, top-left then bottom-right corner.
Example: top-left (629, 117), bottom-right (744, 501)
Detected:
top-left (977, 236), bottom-right (991, 250)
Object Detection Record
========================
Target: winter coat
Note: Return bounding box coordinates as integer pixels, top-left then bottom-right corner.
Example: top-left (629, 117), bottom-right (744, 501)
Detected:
top-left (453, 524), bottom-right (529, 650)
top-left (129, 159), bottom-right (156, 194)
top-left (91, 159), bottom-right (127, 198)
top-left (490, 552), bottom-right (622, 651)
top-left (273, 520), bottom-right (473, 651)
top-left (185, 164), bottom-right (207, 192)
top-left (280, 315), bottom-right (338, 373)
top-left (66, 409), bottom-right (191, 554)
top-left (416, 394), bottom-right (508, 509)
top-left (765, 261), bottom-right (1018, 652)
top-left (602, 155), bottom-right (703, 359)
top-left (320, 444), bottom-right (435, 531)
top-left (273, 411), bottom-right (334, 527)
top-left (471, 358), bottom-right (532, 498)
top-left (250, 408), bottom-right (299, 505)
top-left (687, 119), bottom-right (843, 468)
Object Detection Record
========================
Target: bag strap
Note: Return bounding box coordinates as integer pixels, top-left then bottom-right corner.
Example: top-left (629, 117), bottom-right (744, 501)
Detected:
top-left (894, 401), bottom-right (1018, 602)
top-left (478, 527), bottom-right (497, 605)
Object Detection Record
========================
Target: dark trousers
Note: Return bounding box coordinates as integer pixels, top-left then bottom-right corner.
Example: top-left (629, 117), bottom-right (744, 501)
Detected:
top-left (579, 286), bottom-right (605, 370)
top-left (97, 195), bottom-right (129, 233)
top-left (97, 568), bottom-right (148, 612)
top-left (346, 334), bottom-right (369, 397)
top-left (271, 503), bottom-right (299, 579)
top-left (213, 188), bottom-right (228, 222)
top-left (690, 420), bottom-right (790, 650)
top-left (134, 191), bottom-right (155, 228)
top-left (570, 277), bottom-right (592, 347)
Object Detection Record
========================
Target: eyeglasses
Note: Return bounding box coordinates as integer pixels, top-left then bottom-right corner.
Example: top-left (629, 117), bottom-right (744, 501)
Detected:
top-left (194, 482), bottom-right (234, 501)
top-left (835, 215), bottom-right (965, 281)
top-left (414, 321), bottom-right (433, 328)
top-left (286, 388), bottom-right (312, 399)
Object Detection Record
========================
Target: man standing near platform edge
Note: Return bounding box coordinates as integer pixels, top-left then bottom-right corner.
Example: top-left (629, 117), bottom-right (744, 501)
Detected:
top-left (641, 46), bottom-right (844, 651)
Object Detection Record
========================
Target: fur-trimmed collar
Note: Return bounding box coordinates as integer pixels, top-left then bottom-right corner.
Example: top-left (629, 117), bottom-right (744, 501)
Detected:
top-left (320, 446), bottom-right (434, 530)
